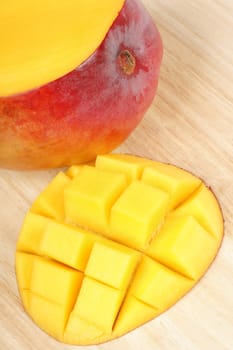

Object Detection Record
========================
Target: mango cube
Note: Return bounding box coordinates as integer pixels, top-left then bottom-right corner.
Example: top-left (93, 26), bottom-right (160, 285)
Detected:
top-left (96, 154), bottom-right (151, 183)
top-left (29, 293), bottom-right (69, 342)
top-left (110, 181), bottom-right (170, 249)
top-left (73, 277), bottom-right (124, 333)
top-left (15, 252), bottom-right (35, 310)
top-left (65, 314), bottom-right (103, 345)
top-left (172, 184), bottom-right (224, 239)
top-left (141, 164), bottom-right (201, 209)
top-left (15, 252), bottom-right (35, 290)
top-left (130, 256), bottom-right (192, 309)
top-left (31, 172), bottom-right (70, 221)
top-left (30, 257), bottom-right (83, 306)
top-left (147, 215), bottom-right (217, 279)
top-left (66, 165), bottom-right (82, 179)
top-left (17, 212), bottom-right (51, 253)
top-left (85, 242), bottom-right (140, 289)
top-left (39, 221), bottom-right (93, 271)
top-left (114, 295), bottom-right (158, 334)
top-left (64, 166), bottom-right (127, 233)
top-left (15, 154), bottom-right (224, 345)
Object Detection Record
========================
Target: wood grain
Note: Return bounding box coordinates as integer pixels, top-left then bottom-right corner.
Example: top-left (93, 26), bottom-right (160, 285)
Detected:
top-left (0, 1), bottom-right (232, 349)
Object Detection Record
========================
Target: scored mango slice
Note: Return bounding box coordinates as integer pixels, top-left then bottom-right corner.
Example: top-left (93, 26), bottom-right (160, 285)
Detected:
top-left (15, 154), bottom-right (224, 345)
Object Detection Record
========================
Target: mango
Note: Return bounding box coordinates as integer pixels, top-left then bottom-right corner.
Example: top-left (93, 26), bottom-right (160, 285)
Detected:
top-left (15, 154), bottom-right (224, 345)
top-left (0, 0), bottom-right (163, 169)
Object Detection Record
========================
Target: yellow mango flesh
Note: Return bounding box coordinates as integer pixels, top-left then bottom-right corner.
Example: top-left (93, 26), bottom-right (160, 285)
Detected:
top-left (0, 0), bottom-right (124, 96)
top-left (15, 154), bottom-right (224, 345)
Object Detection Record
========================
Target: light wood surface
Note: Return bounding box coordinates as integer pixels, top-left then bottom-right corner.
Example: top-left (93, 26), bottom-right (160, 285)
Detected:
top-left (1, 0), bottom-right (232, 349)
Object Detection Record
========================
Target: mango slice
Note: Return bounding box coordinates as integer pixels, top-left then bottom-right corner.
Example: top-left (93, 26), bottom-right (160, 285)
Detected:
top-left (0, 0), bottom-right (124, 96)
top-left (15, 154), bottom-right (224, 345)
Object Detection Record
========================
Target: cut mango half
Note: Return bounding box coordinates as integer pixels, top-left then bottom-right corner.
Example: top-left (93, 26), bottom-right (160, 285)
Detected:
top-left (0, 0), bottom-right (125, 96)
top-left (15, 154), bottom-right (224, 345)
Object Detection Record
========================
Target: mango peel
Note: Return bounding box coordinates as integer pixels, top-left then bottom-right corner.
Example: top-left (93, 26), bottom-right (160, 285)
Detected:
top-left (15, 154), bottom-right (224, 344)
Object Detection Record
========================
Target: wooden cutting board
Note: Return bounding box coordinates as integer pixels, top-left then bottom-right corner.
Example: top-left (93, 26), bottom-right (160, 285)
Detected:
top-left (0, 0), bottom-right (232, 349)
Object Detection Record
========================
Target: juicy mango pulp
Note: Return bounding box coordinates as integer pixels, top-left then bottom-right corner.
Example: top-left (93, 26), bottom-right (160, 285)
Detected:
top-left (15, 154), bottom-right (224, 345)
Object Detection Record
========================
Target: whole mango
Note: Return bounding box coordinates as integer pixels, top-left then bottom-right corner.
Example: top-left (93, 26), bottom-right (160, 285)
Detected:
top-left (0, 0), bottom-right (163, 169)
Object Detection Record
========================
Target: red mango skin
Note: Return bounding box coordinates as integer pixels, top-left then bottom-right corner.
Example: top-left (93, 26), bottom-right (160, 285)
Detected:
top-left (0, 0), bottom-right (163, 169)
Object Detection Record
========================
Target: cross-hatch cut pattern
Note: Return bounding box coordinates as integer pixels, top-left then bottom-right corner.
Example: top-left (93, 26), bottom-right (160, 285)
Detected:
top-left (15, 154), bottom-right (224, 345)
